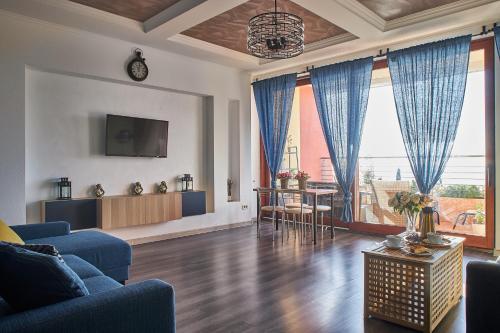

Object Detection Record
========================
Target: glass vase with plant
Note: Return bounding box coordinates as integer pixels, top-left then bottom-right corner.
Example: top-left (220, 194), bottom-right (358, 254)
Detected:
top-left (277, 171), bottom-right (292, 189)
top-left (295, 171), bottom-right (310, 190)
top-left (388, 191), bottom-right (432, 236)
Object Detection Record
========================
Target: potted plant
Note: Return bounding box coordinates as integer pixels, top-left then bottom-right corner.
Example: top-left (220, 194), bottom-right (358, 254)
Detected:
top-left (388, 191), bottom-right (432, 236)
top-left (277, 171), bottom-right (292, 189)
top-left (295, 170), bottom-right (310, 190)
top-left (473, 203), bottom-right (485, 236)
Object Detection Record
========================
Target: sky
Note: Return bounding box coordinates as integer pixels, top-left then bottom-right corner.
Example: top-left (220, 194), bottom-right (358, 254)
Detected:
top-left (358, 70), bottom-right (486, 185)
top-left (359, 71), bottom-right (485, 158)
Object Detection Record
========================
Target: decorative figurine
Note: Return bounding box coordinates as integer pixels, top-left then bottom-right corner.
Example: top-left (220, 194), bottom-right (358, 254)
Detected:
top-left (132, 182), bottom-right (143, 195)
top-left (95, 184), bottom-right (105, 198)
top-left (158, 181), bottom-right (168, 194)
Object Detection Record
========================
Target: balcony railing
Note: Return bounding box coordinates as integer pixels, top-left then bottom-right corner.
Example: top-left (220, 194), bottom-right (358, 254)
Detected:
top-left (315, 155), bottom-right (486, 236)
top-left (318, 155), bottom-right (485, 185)
top-left (358, 155), bottom-right (485, 186)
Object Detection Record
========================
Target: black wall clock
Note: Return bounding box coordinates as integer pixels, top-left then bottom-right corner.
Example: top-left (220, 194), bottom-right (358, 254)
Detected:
top-left (127, 49), bottom-right (148, 82)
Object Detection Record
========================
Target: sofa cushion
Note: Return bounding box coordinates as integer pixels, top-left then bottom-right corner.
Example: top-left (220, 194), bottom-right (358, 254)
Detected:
top-left (0, 219), bottom-right (24, 244)
top-left (0, 242), bottom-right (89, 312)
top-left (26, 231), bottom-right (131, 279)
top-left (63, 255), bottom-right (104, 279)
top-left (0, 298), bottom-right (13, 318)
top-left (83, 276), bottom-right (122, 294)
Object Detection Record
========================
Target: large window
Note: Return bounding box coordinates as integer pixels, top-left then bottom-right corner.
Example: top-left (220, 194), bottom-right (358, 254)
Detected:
top-left (266, 38), bottom-right (495, 248)
top-left (358, 49), bottom-right (487, 238)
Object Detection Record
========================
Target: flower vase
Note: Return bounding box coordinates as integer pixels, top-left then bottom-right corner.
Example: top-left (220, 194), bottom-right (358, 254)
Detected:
top-left (405, 211), bottom-right (418, 237)
top-left (298, 179), bottom-right (307, 190)
top-left (280, 178), bottom-right (289, 189)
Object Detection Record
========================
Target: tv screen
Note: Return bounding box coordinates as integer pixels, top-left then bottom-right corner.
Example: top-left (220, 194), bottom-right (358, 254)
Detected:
top-left (105, 114), bottom-right (168, 158)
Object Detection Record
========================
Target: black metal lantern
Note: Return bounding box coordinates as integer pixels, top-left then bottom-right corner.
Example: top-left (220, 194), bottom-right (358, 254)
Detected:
top-left (247, 0), bottom-right (304, 59)
top-left (57, 177), bottom-right (72, 200)
top-left (181, 174), bottom-right (193, 192)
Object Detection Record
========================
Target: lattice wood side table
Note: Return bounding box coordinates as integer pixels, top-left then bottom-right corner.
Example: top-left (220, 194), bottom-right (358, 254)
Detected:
top-left (362, 236), bottom-right (464, 333)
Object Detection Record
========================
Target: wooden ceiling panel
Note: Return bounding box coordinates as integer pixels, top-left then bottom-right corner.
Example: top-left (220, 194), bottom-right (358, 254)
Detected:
top-left (181, 0), bottom-right (347, 54)
top-left (358, 0), bottom-right (461, 21)
top-left (69, 0), bottom-right (183, 21)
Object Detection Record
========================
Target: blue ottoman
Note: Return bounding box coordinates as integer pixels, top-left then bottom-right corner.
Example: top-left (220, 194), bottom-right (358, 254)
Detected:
top-left (12, 222), bottom-right (131, 282)
top-left (26, 231), bottom-right (131, 282)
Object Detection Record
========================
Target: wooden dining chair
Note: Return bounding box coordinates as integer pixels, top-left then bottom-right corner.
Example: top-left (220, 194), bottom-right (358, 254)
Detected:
top-left (279, 189), bottom-right (311, 243)
top-left (306, 204), bottom-right (332, 239)
top-left (256, 188), bottom-right (284, 242)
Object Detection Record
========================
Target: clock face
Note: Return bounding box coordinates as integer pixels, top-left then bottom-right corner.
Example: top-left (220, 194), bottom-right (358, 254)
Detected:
top-left (127, 59), bottom-right (148, 81)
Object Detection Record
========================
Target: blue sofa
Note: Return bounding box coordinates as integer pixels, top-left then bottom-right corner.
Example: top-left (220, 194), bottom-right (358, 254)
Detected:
top-left (466, 260), bottom-right (500, 333)
top-left (0, 222), bottom-right (176, 333)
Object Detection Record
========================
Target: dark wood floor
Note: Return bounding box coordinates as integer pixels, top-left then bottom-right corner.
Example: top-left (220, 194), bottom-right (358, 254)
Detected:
top-left (129, 224), bottom-right (493, 333)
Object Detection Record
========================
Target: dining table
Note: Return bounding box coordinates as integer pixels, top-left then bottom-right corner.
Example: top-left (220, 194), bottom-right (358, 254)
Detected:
top-left (254, 187), bottom-right (337, 244)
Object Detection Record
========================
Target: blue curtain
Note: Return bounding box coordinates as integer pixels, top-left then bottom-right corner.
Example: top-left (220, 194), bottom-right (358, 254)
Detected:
top-left (495, 26), bottom-right (500, 58)
top-left (388, 35), bottom-right (471, 194)
top-left (253, 73), bottom-right (297, 188)
top-left (310, 57), bottom-right (373, 222)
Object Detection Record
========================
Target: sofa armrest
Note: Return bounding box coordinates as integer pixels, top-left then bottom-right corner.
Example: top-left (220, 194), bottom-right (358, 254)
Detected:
top-left (10, 222), bottom-right (70, 241)
top-left (466, 261), bottom-right (500, 333)
top-left (0, 279), bottom-right (175, 333)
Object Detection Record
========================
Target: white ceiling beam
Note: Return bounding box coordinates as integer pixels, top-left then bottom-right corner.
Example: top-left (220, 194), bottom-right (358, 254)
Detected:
top-left (291, 0), bottom-right (384, 39)
top-left (168, 34), bottom-right (258, 64)
top-left (144, 0), bottom-right (248, 38)
top-left (143, 0), bottom-right (206, 33)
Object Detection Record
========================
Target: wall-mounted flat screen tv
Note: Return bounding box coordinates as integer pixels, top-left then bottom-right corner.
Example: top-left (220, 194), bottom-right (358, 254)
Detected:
top-left (105, 114), bottom-right (169, 158)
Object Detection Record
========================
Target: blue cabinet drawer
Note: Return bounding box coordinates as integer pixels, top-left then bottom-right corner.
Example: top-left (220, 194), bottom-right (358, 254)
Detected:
top-left (181, 191), bottom-right (206, 217)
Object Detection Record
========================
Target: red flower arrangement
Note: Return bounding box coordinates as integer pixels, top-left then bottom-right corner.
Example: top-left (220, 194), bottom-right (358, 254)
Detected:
top-left (294, 170), bottom-right (310, 180)
top-left (277, 171), bottom-right (292, 179)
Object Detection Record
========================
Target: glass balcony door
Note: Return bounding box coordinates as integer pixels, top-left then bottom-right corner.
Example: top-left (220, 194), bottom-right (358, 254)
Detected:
top-left (259, 38), bottom-right (495, 249)
top-left (357, 39), bottom-right (495, 248)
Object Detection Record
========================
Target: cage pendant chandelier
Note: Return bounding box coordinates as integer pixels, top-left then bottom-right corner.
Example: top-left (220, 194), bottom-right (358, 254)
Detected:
top-left (247, 0), bottom-right (304, 59)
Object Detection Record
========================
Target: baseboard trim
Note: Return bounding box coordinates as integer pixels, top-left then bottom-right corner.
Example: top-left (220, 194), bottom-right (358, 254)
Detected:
top-left (127, 221), bottom-right (254, 246)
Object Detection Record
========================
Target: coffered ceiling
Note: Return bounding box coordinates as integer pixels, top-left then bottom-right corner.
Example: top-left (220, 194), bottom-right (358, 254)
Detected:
top-left (69, 0), bottom-right (183, 21)
top-left (358, 0), bottom-right (461, 21)
top-left (1, 0), bottom-right (499, 73)
top-left (182, 0), bottom-right (349, 54)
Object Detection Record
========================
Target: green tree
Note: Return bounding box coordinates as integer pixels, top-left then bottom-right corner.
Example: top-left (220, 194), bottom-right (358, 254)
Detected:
top-left (436, 184), bottom-right (484, 199)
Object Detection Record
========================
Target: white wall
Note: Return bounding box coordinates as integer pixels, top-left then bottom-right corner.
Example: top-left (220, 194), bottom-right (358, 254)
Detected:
top-left (0, 12), bottom-right (253, 239)
top-left (26, 69), bottom-right (205, 223)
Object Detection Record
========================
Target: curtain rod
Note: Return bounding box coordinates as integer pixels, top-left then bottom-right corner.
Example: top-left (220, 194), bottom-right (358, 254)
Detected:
top-left (254, 23), bottom-right (497, 82)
